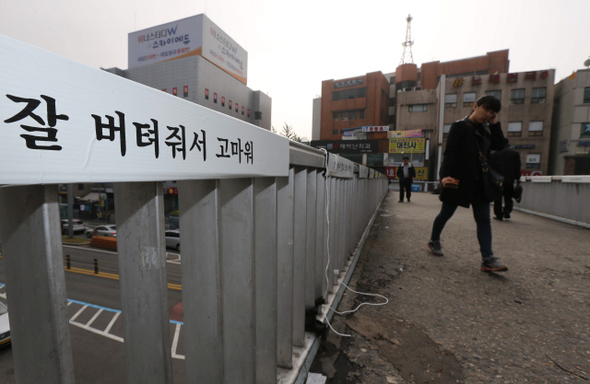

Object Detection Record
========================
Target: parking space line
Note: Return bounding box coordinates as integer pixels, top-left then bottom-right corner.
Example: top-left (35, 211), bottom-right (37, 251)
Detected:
top-left (86, 308), bottom-right (103, 327)
top-left (70, 305), bottom-right (88, 322)
top-left (171, 323), bottom-right (184, 360)
top-left (104, 311), bottom-right (120, 334)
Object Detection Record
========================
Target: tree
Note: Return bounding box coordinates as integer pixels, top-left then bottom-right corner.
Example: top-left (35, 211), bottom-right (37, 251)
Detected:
top-left (280, 123), bottom-right (302, 142)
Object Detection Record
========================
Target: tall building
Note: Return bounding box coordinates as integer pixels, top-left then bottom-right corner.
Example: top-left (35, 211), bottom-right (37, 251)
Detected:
top-left (105, 14), bottom-right (272, 131)
top-left (549, 68), bottom-right (590, 175)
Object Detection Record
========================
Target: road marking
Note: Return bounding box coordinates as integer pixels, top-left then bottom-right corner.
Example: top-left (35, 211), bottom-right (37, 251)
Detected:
top-left (0, 283), bottom-right (185, 359)
top-left (171, 323), bottom-right (184, 360)
top-left (64, 267), bottom-right (182, 290)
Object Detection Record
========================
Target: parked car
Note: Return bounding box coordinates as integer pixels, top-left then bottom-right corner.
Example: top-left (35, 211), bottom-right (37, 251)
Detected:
top-left (0, 302), bottom-right (11, 347)
top-left (165, 230), bottom-right (180, 251)
top-left (86, 225), bottom-right (117, 238)
top-left (60, 219), bottom-right (86, 235)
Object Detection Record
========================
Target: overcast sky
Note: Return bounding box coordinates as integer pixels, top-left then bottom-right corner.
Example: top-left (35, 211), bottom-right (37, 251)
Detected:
top-left (2, 0), bottom-right (589, 140)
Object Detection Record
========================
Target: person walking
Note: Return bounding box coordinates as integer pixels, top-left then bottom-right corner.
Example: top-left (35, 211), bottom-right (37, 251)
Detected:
top-left (427, 95), bottom-right (509, 272)
top-left (397, 156), bottom-right (416, 203)
top-left (490, 139), bottom-right (522, 221)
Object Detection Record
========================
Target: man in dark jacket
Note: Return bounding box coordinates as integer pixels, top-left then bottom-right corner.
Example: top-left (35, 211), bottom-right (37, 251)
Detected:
top-left (427, 95), bottom-right (509, 272)
top-left (490, 139), bottom-right (522, 221)
top-left (397, 156), bottom-right (416, 202)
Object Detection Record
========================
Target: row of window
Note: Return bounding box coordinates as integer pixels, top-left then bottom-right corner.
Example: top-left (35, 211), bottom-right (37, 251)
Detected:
top-left (332, 87), bottom-right (367, 101)
top-left (444, 88), bottom-right (547, 108)
top-left (204, 88), bottom-right (252, 118)
top-left (442, 120), bottom-right (545, 137)
top-left (333, 109), bottom-right (365, 122)
top-left (585, 87), bottom-right (590, 103)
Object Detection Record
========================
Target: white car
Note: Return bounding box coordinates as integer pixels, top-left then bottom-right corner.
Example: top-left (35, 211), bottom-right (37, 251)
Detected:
top-left (0, 302), bottom-right (11, 347)
top-left (61, 219), bottom-right (86, 235)
top-left (165, 230), bottom-right (180, 252)
top-left (86, 225), bottom-right (117, 238)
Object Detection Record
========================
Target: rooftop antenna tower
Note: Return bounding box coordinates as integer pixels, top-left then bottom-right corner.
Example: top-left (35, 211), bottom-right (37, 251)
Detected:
top-left (399, 14), bottom-right (414, 65)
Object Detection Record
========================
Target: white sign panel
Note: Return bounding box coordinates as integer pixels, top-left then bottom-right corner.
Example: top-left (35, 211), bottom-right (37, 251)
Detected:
top-left (0, 35), bottom-right (288, 185)
top-left (128, 15), bottom-right (203, 69)
top-left (128, 15), bottom-right (247, 84)
top-left (202, 16), bottom-right (248, 85)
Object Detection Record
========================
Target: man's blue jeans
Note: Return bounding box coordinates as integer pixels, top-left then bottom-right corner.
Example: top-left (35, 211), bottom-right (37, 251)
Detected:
top-left (430, 200), bottom-right (493, 260)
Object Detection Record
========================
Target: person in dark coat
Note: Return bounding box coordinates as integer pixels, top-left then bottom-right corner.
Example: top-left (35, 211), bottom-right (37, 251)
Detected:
top-left (427, 95), bottom-right (509, 272)
top-left (397, 156), bottom-right (416, 202)
top-left (490, 139), bottom-right (522, 221)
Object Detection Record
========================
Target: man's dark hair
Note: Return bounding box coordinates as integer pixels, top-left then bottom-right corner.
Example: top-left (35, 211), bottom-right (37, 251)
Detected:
top-left (402, 156), bottom-right (409, 160)
top-left (475, 95), bottom-right (501, 113)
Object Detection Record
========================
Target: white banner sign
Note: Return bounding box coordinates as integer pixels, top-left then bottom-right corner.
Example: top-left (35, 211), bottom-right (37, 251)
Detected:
top-left (0, 35), bottom-right (288, 185)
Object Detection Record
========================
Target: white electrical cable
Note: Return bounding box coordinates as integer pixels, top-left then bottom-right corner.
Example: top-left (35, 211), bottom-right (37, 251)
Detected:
top-left (319, 149), bottom-right (389, 338)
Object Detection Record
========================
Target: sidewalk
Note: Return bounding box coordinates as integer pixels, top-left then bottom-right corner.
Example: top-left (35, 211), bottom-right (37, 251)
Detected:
top-left (311, 191), bottom-right (590, 383)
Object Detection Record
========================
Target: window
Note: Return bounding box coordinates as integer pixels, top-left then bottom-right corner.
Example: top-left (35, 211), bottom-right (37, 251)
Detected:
top-left (528, 121), bottom-right (543, 136)
top-left (531, 87), bottom-right (546, 103)
top-left (332, 87), bottom-right (367, 101)
top-left (507, 122), bottom-right (522, 137)
top-left (205, 88), bottom-right (209, 100)
top-left (581, 122), bottom-right (590, 138)
top-left (359, 110), bottom-right (365, 119)
top-left (332, 130), bottom-right (338, 135)
top-left (349, 110), bottom-right (357, 120)
top-left (333, 112), bottom-right (339, 122)
top-left (584, 87), bottom-right (590, 103)
top-left (485, 90), bottom-right (502, 100)
top-left (526, 153), bottom-right (541, 169)
top-left (511, 89), bottom-right (525, 104)
top-left (445, 94), bottom-right (457, 108)
top-left (463, 92), bottom-right (477, 107)
top-left (78, 183), bottom-right (84, 191)
top-left (409, 104), bottom-right (427, 112)
top-left (341, 111), bottom-right (349, 121)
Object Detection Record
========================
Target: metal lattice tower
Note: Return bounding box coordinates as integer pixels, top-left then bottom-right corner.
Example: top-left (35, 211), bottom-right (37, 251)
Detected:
top-left (399, 14), bottom-right (414, 65)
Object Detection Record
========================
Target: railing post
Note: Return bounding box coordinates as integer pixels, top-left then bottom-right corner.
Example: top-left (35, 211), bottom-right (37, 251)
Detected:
top-left (0, 185), bottom-right (74, 384)
top-left (277, 167), bottom-right (295, 368)
top-left (253, 177), bottom-right (278, 383)
top-left (114, 182), bottom-right (172, 384)
top-left (292, 167), bottom-right (307, 347)
top-left (305, 169), bottom-right (318, 309)
top-left (315, 172), bottom-right (327, 300)
top-left (178, 180), bottom-right (223, 383)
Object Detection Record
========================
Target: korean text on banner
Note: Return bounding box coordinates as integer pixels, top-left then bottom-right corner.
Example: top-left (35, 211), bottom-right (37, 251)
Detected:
top-left (0, 35), bottom-right (288, 185)
top-left (388, 138), bottom-right (426, 154)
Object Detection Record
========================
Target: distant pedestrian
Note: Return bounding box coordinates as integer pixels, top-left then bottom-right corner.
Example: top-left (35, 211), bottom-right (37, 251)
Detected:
top-left (427, 95), bottom-right (508, 272)
top-left (490, 139), bottom-right (522, 221)
top-left (397, 156), bottom-right (416, 203)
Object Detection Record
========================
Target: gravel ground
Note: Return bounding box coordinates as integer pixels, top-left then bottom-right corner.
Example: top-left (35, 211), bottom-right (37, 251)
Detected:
top-left (311, 191), bottom-right (590, 383)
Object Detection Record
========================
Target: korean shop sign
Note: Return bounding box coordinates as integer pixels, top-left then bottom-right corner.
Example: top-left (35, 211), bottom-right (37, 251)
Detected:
top-left (0, 35), bottom-right (288, 185)
top-left (388, 138), bottom-right (426, 154)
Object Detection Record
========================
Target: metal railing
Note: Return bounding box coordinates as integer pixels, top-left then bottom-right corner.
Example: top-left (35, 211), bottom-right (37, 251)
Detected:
top-left (0, 142), bottom-right (388, 384)
top-left (0, 35), bottom-right (388, 383)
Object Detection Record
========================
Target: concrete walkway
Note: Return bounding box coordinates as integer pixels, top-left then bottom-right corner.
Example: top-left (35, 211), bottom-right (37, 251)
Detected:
top-left (311, 190), bottom-right (590, 383)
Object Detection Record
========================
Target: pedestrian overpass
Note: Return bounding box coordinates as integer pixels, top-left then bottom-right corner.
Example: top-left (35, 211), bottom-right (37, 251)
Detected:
top-left (1, 35), bottom-right (589, 384)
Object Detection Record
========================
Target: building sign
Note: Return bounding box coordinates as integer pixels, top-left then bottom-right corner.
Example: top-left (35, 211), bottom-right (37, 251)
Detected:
top-left (578, 141), bottom-right (590, 147)
top-left (521, 171), bottom-right (543, 177)
top-left (310, 140), bottom-right (379, 153)
top-left (388, 138), bottom-right (426, 154)
top-left (334, 78), bottom-right (364, 88)
top-left (128, 14), bottom-right (248, 84)
top-left (0, 35), bottom-right (287, 185)
top-left (388, 129), bottom-right (423, 138)
top-left (559, 139), bottom-right (569, 153)
top-left (361, 125), bottom-right (389, 132)
top-left (515, 144), bottom-right (535, 149)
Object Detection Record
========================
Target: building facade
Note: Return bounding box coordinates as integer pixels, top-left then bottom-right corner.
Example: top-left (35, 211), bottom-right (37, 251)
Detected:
top-left (549, 69), bottom-right (590, 175)
top-left (313, 49), bottom-right (565, 182)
